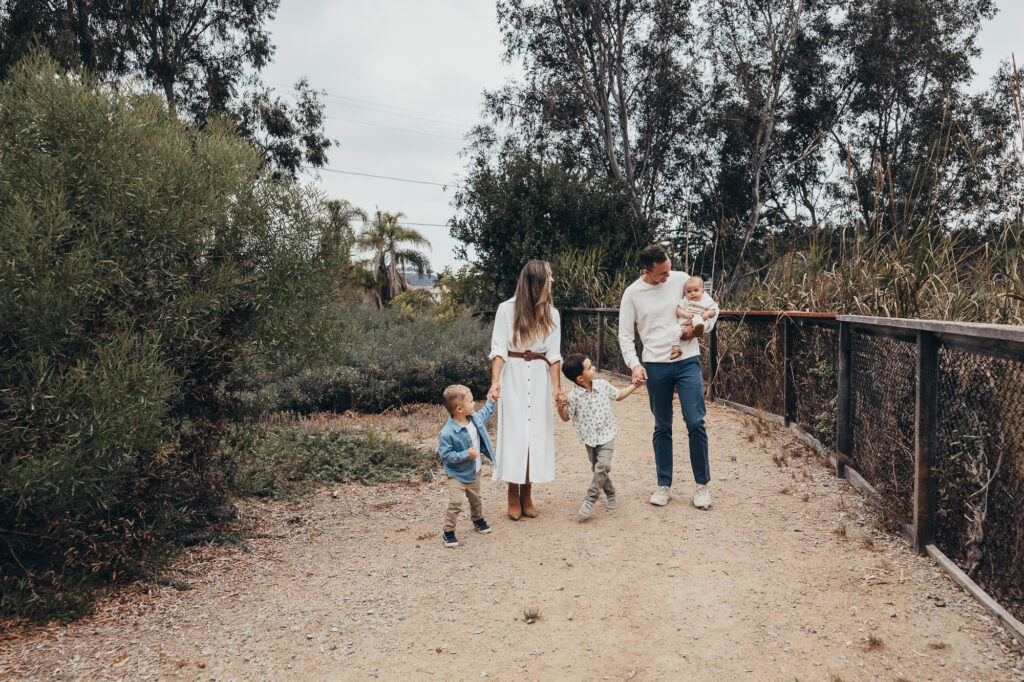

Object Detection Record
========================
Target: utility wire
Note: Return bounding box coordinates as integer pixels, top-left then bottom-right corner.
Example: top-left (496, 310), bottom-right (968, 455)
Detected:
top-left (304, 166), bottom-right (460, 188)
top-left (324, 115), bottom-right (464, 140)
top-left (268, 81), bottom-right (476, 127)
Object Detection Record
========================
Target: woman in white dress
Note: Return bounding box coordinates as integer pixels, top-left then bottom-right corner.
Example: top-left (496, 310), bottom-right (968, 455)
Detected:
top-left (487, 260), bottom-right (563, 520)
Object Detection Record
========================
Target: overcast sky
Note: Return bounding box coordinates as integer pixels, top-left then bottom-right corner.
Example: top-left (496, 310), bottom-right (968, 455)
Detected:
top-left (263, 1), bottom-right (1022, 274)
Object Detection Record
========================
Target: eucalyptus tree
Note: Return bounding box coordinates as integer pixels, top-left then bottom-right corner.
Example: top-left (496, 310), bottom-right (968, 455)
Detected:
top-left (0, 0), bottom-right (331, 177)
top-left (700, 0), bottom-right (849, 291)
top-left (834, 0), bottom-right (998, 236)
top-left (482, 0), bottom-right (707, 220)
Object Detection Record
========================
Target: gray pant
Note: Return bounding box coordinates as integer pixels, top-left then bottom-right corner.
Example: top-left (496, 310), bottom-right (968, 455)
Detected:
top-left (584, 440), bottom-right (615, 503)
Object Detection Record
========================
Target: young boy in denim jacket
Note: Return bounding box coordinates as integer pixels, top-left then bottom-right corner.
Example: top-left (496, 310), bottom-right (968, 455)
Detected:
top-left (556, 354), bottom-right (638, 517)
top-left (437, 384), bottom-right (497, 547)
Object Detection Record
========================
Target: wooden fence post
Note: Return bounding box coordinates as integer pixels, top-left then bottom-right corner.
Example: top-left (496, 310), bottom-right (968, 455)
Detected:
top-left (836, 320), bottom-right (852, 477)
top-left (913, 330), bottom-right (939, 554)
top-left (783, 317), bottom-right (795, 425)
top-left (596, 312), bottom-right (604, 373)
top-left (709, 323), bottom-right (719, 402)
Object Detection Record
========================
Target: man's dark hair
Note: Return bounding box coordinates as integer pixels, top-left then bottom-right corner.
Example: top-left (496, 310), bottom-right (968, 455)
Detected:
top-left (561, 353), bottom-right (588, 384)
top-left (639, 244), bottom-right (668, 270)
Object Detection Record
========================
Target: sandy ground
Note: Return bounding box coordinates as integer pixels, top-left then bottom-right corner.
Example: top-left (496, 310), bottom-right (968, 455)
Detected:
top-left (3, 376), bottom-right (1024, 681)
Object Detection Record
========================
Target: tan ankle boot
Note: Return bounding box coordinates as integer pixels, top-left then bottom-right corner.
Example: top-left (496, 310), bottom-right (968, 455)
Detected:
top-left (520, 483), bottom-right (537, 518)
top-left (507, 483), bottom-right (521, 520)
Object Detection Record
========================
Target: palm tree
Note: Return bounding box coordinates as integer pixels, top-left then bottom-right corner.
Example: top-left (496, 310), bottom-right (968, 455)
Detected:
top-left (355, 211), bottom-right (432, 306)
top-left (322, 199), bottom-right (368, 267)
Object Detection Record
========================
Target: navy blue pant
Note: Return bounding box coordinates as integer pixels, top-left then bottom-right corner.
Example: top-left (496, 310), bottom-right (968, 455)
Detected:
top-left (645, 357), bottom-right (710, 487)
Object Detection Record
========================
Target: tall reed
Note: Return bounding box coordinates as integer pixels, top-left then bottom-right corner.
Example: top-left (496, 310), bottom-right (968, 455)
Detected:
top-left (728, 59), bottom-right (1024, 325)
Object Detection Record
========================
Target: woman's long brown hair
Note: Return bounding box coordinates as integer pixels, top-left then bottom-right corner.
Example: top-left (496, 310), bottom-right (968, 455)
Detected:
top-left (512, 260), bottom-right (555, 348)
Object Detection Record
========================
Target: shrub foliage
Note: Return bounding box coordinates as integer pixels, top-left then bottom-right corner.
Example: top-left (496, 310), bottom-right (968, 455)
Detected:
top-left (248, 304), bottom-right (492, 415)
top-left (224, 421), bottom-right (436, 499)
top-left (0, 53), bottom-right (343, 619)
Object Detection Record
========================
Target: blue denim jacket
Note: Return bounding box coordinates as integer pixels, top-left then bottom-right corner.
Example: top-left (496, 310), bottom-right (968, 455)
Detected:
top-left (437, 400), bottom-right (496, 483)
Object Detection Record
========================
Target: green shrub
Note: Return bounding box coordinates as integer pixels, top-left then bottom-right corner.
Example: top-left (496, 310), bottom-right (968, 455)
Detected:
top-left (253, 304), bottom-right (492, 414)
top-left (0, 52), bottom-right (345, 620)
top-left (223, 421), bottom-right (436, 499)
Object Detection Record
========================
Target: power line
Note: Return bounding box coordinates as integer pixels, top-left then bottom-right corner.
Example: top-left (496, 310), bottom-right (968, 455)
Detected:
top-left (305, 166), bottom-right (460, 188)
top-left (324, 114), bottom-right (464, 140)
top-left (322, 93), bottom-right (478, 125)
top-left (268, 81), bottom-right (477, 128)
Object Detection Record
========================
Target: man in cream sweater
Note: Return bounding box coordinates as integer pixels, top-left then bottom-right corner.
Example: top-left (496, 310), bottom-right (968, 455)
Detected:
top-left (618, 245), bottom-right (714, 509)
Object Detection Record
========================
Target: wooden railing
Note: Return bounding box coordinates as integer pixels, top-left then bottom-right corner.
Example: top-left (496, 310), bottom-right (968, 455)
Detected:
top-left (534, 307), bottom-right (1024, 643)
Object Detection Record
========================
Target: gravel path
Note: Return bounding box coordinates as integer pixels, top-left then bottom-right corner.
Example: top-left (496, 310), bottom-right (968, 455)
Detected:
top-left (3, 378), bottom-right (1024, 680)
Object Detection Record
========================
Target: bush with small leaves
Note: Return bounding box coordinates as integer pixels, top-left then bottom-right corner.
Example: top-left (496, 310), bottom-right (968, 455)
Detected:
top-left (0, 52), bottom-right (346, 619)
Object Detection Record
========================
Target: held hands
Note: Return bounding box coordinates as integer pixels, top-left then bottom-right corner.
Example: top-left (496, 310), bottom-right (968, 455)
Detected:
top-left (487, 383), bottom-right (501, 402)
top-left (631, 364), bottom-right (647, 387)
top-left (555, 391), bottom-right (569, 408)
top-left (468, 447), bottom-right (478, 460)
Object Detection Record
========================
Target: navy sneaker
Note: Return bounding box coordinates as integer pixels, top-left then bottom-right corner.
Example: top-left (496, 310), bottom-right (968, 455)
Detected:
top-left (442, 531), bottom-right (458, 547)
top-left (473, 518), bottom-right (492, 534)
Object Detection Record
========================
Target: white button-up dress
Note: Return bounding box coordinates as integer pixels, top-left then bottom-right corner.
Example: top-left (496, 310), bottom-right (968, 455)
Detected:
top-left (489, 298), bottom-right (562, 484)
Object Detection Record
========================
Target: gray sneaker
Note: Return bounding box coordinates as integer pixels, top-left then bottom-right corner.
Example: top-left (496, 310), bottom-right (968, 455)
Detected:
top-left (579, 499), bottom-right (594, 517)
top-left (605, 493), bottom-right (618, 509)
top-left (649, 486), bottom-right (671, 506)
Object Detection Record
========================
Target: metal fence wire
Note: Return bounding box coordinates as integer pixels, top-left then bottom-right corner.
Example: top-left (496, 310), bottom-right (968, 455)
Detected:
top-left (789, 321), bottom-right (838, 451)
top-left (713, 317), bottom-right (784, 414)
top-left (535, 307), bottom-right (1024, 625)
top-left (849, 332), bottom-right (917, 522)
top-left (933, 349), bottom-right (1024, 618)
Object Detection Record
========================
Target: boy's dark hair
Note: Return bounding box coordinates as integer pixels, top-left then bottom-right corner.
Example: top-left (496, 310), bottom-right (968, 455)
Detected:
top-left (639, 244), bottom-right (668, 270)
top-left (561, 353), bottom-right (588, 384)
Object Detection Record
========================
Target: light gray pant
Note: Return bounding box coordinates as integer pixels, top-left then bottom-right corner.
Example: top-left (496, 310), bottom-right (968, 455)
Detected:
top-left (584, 440), bottom-right (615, 503)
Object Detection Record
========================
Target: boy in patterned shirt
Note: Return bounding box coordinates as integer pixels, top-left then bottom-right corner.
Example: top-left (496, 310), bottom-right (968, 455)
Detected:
top-left (556, 354), bottom-right (638, 517)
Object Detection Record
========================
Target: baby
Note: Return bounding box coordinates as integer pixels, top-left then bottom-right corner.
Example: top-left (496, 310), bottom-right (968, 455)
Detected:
top-left (670, 275), bottom-right (719, 359)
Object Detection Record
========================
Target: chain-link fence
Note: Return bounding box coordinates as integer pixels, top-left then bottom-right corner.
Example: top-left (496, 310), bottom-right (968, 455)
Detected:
top-left (523, 308), bottom-right (1024, 626)
top-left (712, 314), bottom-right (785, 414)
top-left (848, 332), bottom-right (917, 522)
top-left (933, 347), bottom-right (1024, 619)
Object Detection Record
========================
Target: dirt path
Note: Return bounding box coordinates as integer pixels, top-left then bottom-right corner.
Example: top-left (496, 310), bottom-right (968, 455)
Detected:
top-left (4, 377), bottom-right (1024, 681)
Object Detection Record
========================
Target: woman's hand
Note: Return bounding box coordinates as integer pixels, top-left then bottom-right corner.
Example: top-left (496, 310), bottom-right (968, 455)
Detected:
top-left (551, 389), bottom-right (563, 407)
top-left (487, 383), bottom-right (501, 402)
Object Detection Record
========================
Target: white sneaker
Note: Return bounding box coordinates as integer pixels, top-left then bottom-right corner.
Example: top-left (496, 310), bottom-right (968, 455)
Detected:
top-left (693, 484), bottom-right (711, 509)
top-left (649, 486), bottom-right (671, 506)
top-left (605, 493), bottom-right (618, 510)
top-left (579, 499), bottom-right (594, 517)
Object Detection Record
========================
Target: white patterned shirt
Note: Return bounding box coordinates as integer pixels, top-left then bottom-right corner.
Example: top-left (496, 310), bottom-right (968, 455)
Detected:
top-left (565, 380), bottom-right (621, 447)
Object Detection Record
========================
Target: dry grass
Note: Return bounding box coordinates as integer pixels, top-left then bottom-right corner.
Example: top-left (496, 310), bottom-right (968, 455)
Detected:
top-left (269, 403), bottom-right (450, 451)
top-left (865, 633), bottom-right (884, 651)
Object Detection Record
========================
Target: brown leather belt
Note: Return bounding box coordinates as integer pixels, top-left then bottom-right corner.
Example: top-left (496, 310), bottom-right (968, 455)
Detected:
top-left (508, 350), bottom-right (552, 366)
